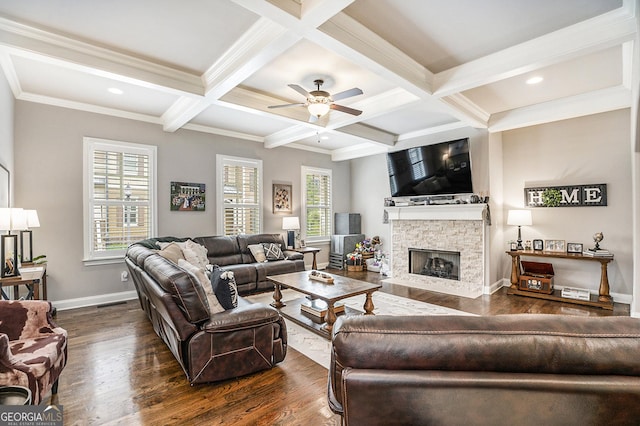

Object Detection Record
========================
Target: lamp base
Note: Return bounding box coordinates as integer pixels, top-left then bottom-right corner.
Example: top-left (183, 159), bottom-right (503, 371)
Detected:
top-left (287, 230), bottom-right (295, 249)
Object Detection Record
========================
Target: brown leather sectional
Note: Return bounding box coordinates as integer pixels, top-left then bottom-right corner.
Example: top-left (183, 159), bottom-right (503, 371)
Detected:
top-left (125, 234), bottom-right (302, 383)
top-left (329, 314), bottom-right (640, 425)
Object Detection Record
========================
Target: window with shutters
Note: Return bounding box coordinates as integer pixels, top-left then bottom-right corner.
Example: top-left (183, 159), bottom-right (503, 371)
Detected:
top-left (216, 155), bottom-right (262, 236)
top-left (302, 166), bottom-right (332, 242)
top-left (83, 138), bottom-right (157, 264)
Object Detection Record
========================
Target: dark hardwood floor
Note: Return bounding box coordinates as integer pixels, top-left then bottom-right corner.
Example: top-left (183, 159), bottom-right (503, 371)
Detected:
top-left (53, 269), bottom-right (630, 425)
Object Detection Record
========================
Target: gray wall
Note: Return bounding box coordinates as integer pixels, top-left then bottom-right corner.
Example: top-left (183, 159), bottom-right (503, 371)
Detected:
top-left (13, 101), bottom-right (350, 304)
top-left (350, 109), bottom-right (634, 302)
top-left (502, 110), bottom-right (633, 299)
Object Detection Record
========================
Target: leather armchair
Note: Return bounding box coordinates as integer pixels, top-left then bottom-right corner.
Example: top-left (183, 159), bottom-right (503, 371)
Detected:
top-left (329, 314), bottom-right (640, 426)
top-left (0, 300), bottom-right (67, 404)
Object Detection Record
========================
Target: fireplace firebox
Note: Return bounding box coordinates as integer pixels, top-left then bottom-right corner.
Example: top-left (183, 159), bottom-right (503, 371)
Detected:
top-left (409, 248), bottom-right (460, 281)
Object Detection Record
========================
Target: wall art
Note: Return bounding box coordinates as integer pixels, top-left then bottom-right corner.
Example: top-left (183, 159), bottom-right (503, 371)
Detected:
top-left (170, 181), bottom-right (205, 211)
top-left (273, 183), bottom-right (292, 214)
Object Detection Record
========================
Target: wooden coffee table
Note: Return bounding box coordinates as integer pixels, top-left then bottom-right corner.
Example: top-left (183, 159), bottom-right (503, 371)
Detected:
top-left (267, 271), bottom-right (382, 339)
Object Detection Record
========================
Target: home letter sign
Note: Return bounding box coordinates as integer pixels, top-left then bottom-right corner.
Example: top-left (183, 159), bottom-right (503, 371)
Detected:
top-left (524, 184), bottom-right (607, 207)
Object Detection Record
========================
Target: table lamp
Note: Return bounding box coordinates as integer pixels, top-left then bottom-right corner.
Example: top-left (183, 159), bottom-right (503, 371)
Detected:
top-left (0, 208), bottom-right (27, 277)
top-left (20, 210), bottom-right (40, 263)
top-left (282, 217), bottom-right (300, 249)
top-left (507, 209), bottom-right (532, 251)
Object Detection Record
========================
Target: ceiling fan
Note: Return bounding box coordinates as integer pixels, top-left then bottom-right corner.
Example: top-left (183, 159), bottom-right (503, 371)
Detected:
top-left (268, 79), bottom-right (363, 121)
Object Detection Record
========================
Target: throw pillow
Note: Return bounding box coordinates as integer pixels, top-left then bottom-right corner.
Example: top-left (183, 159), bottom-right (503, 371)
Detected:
top-left (210, 265), bottom-right (238, 310)
top-left (157, 242), bottom-right (185, 264)
top-left (262, 242), bottom-right (285, 261)
top-left (178, 259), bottom-right (224, 314)
top-left (183, 240), bottom-right (209, 269)
top-left (248, 244), bottom-right (267, 263)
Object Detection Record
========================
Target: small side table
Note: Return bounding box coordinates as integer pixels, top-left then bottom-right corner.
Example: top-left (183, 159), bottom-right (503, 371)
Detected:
top-left (293, 247), bottom-right (321, 270)
top-left (0, 264), bottom-right (47, 300)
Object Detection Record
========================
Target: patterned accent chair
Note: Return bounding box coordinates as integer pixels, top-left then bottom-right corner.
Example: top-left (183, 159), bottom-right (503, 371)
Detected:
top-left (0, 300), bottom-right (67, 404)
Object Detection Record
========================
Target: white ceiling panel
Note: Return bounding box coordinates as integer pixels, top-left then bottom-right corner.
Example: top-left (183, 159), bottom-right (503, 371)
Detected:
top-left (191, 103), bottom-right (292, 137)
top-left (11, 55), bottom-right (178, 116)
top-left (463, 46), bottom-right (623, 114)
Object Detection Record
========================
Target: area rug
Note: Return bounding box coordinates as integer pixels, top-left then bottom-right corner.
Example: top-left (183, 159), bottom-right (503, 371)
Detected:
top-left (246, 289), bottom-right (474, 369)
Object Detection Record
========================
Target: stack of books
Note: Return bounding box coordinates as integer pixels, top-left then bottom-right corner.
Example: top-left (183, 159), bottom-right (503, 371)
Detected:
top-left (300, 298), bottom-right (345, 318)
top-left (582, 249), bottom-right (613, 258)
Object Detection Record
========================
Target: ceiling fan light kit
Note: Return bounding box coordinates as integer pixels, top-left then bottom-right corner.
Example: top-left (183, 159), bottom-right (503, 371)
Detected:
top-left (269, 78), bottom-right (363, 120)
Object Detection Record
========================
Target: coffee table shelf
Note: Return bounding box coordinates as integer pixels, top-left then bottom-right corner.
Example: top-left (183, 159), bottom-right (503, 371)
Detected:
top-left (279, 297), bottom-right (363, 339)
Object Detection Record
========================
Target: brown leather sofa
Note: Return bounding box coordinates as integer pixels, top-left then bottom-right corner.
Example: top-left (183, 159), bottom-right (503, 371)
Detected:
top-left (329, 314), bottom-right (640, 425)
top-left (125, 235), bottom-right (294, 384)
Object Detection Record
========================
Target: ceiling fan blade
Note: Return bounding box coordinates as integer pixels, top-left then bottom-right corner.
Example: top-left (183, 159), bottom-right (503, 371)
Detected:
top-left (268, 103), bottom-right (306, 109)
top-left (331, 104), bottom-right (362, 116)
top-left (331, 87), bottom-right (363, 101)
top-left (288, 84), bottom-right (311, 98)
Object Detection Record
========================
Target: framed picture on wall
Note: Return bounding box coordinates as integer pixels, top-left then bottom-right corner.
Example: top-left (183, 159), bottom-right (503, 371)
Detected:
top-left (273, 183), bottom-right (292, 214)
top-left (170, 181), bottom-right (206, 211)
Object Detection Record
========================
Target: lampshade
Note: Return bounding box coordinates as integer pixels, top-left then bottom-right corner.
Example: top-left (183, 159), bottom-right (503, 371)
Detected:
top-left (25, 210), bottom-right (40, 228)
top-left (507, 209), bottom-right (532, 226)
top-left (0, 208), bottom-right (28, 231)
top-left (307, 102), bottom-right (330, 118)
top-left (282, 216), bottom-right (300, 230)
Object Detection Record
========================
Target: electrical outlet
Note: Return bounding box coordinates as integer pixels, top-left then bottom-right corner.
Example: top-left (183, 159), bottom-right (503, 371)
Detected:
top-left (120, 271), bottom-right (129, 282)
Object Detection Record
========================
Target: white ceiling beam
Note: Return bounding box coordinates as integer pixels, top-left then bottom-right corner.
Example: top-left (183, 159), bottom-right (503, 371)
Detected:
top-left (331, 141), bottom-right (390, 162)
top-left (438, 94), bottom-right (490, 129)
top-left (434, 6), bottom-right (638, 97)
top-left (397, 121), bottom-right (471, 143)
top-left (0, 51), bottom-right (21, 97)
top-left (489, 85), bottom-right (631, 133)
top-left (0, 17), bottom-right (203, 96)
top-left (163, 18), bottom-right (301, 131)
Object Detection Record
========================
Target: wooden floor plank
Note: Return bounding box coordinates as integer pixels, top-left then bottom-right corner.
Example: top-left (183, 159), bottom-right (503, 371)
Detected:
top-left (53, 269), bottom-right (629, 424)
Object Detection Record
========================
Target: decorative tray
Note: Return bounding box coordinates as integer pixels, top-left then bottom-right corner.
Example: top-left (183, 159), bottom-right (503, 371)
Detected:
top-left (308, 270), bottom-right (334, 284)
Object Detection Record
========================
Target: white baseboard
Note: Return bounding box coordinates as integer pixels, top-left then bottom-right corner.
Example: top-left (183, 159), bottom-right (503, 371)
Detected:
top-left (53, 290), bottom-right (138, 311)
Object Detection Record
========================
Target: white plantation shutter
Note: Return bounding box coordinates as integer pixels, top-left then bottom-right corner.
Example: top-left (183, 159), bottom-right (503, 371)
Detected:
top-left (84, 138), bottom-right (156, 263)
top-left (302, 166), bottom-right (332, 241)
top-left (217, 155), bottom-right (262, 236)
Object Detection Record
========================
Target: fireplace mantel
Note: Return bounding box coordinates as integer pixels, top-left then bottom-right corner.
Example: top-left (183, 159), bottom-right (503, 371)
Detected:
top-left (386, 204), bottom-right (487, 222)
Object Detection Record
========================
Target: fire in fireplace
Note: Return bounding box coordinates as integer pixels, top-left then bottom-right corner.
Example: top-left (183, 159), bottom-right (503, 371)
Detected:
top-left (409, 248), bottom-right (460, 281)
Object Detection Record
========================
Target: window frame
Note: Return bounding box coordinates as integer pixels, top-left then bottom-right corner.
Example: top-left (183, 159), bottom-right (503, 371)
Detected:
top-left (301, 166), bottom-right (332, 243)
top-left (216, 154), bottom-right (263, 236)
top-left (83, 137), bottom-right (157, 265)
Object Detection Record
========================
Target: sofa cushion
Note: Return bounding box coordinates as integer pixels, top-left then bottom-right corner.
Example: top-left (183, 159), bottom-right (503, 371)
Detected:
top-left (143, 254), bottom-right (210, 323)
top-left (178, 259), bottom-right (224, 314)
top-left (157, 242), bottom-right (185, 264)
top-left (237, 234), bottom-right (288, 264)
top-left (192, 236), bottom-right (243, 266)
top-left (183, 240), bottom-right (209, 269)
top-left (248, 244), bottom-right (267, 263)
top-left (262, 242), bottom-right (285, 261)
top-left (210, 266), bottom-right (238, 310)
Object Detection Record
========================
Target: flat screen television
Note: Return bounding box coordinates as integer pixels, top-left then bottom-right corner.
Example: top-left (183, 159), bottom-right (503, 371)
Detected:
top-left (387, 138), bottom-right (473, 197)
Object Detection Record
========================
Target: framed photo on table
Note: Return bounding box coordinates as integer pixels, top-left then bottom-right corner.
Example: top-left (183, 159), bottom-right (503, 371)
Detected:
top-left (273, 183), bottom-right (292, 214)
top-left (533, 239), bottom-right (544, 251)
top-left (567, 242), bottom-right (583, 254)
top-left (544, 239), bottom-right (566, 253)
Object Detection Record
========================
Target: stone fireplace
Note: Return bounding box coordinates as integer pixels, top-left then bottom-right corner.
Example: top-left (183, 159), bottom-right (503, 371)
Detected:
top-left (386, 204), bottom-right (488, 298)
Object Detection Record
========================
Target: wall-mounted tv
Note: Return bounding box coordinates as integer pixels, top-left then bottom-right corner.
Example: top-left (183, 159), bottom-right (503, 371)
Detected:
top-left (387, 138), bottom-right (473, 197)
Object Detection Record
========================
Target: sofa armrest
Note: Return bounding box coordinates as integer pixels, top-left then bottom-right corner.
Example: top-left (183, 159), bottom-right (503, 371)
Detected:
top-left (203, 302), bottom-right (282, 332)
top-left (283, 250), bottom-right (303, 260)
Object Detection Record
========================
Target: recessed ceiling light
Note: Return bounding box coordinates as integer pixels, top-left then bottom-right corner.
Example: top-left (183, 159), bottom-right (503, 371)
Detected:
top-left (526, 76), bottom-right (543, 85)
top-left (108, 87), bottom-right (123, 95)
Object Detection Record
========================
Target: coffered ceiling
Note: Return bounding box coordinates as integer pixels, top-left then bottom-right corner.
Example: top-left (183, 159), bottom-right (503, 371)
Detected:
top-left (0, 0), bottom-right (636, 161)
